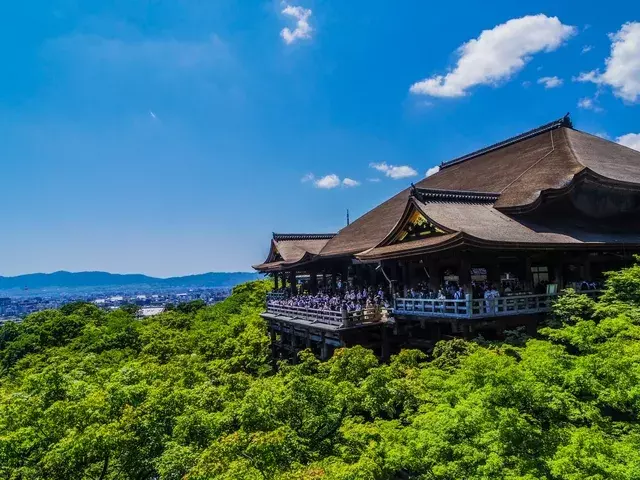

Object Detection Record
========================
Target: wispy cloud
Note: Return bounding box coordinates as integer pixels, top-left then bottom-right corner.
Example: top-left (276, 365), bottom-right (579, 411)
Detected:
top-left (367, 178), bottom-right (381, 183)
top-left (577, 97), bottom-right (603, 112)
top-left (342, 178), bottom-right (360, 187)
top-left (576, 22), bottom-right (640, 102)
top-left (301, 173), bottom-right (315, 183)
top-left (280, 4), bottom-right (313, 45)
top-left (314, 174), bottom-right (340, 189)
top-left (409, 14), bottom-right (575, 98)
top-left (617, 133), bottom-right (640, 151)
top-left (45, 33), bottom-right (231, 71)
top-left (537, 76), bottom-right (563, 88)
top-left (370, 162), bottom-right (418, 179)
top-left (303, 173), bottom-right (361, 189)
top-left (581, 45), bottom-right (593, 54)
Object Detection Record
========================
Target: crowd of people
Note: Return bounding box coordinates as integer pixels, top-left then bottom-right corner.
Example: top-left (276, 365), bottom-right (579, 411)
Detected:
top-left (403, 281), bottom-right (501, 301)
top-left (267, 286), bottom-right (390, 312)
top-left (269, 277), bottom-right (604, 314)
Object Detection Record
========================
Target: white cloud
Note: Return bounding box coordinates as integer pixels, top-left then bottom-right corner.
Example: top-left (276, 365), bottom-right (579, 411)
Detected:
top-left (538, 76), bottom-right (563, 88)
top-left (301, 173), bottom-right (315, 183)
top-left (367, 178), bottom-right (381, 183)
top-left (577, 97), bottom-right (603, 112)
top-left (314, 174), bottom-right (340, 189)
top-left (522, 80), bottom-right (532, 88)
top-left (149, 110), bottom-right (157, 119)
top-left (592, 131), bottom-right (610, 140)
top-left (280, 4), bottom-right (313, 45)
top-left (581, 45), bottom-right (593, 54)
top-left (409, 14), bottom-right (576, 98)
top-left (617, 133), bottom-right (640, 151)
top-left (576, 22), bottom-right (640, 102)
top-left (342, 178), bottom-right (360, 187)
top-left (425, 166), bottom-right (440, 177)
top-left (370, 162), bottom-right (418, 179)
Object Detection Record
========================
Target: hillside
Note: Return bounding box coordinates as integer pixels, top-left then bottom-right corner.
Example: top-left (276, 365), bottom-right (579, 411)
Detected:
top-left (0, 270), bottom-right (262, 290)
top-left (2, 267), bottom-right (640, 479)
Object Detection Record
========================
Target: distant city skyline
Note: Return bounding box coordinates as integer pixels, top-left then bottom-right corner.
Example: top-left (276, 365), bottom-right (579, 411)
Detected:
top-left (2, 0), bottom-right (638, 276)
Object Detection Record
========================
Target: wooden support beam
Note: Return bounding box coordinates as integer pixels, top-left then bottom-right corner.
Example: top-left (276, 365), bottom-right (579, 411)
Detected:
top-left (321, 332), bottom-right (329, 360)
top-left (290, 271), bottom-right (297, 295)
top-left (290, 331), bottom-right (297, 365)
top-left (459, 253), bottom-right (471, 292)
top-left (381, 325), bottom-right (389, 362)
top-left (309, 269), bottom-right (318, 295)
top-left (270, 321), bottom-right (277, 368)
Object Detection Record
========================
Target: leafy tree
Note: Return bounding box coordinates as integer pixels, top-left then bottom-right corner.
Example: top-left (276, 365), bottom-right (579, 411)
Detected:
top-left (3, 267), bottom-right (640, 479)
top-left (119, 303), bottom-right (141, 315)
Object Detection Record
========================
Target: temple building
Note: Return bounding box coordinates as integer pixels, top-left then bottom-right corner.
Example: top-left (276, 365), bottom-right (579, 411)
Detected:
top-left (254, 115), bottom-right (640, 361)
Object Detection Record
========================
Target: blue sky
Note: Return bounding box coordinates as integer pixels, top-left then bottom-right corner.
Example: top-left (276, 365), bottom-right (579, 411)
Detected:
top-left (1, 0), bottom-right (639, 277)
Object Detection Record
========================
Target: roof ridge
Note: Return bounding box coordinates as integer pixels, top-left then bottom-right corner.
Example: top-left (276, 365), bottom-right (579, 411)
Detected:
top-left (272, 233), bottom-right (336, 241)
top-left (412, 186), bottom-right (500, 203)
top-left (440, 114), bottom-right (573, 170)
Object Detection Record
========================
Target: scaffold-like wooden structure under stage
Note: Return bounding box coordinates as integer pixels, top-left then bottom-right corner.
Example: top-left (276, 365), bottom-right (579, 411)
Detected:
top-left (254, 115), bottom-right (640, 361)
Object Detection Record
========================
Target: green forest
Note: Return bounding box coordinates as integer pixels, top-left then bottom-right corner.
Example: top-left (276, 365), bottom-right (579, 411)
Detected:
top-left (3, 263), bottom-right (640, 480)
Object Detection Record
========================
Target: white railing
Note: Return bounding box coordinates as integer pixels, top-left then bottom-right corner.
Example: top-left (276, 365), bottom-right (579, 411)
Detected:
top-left (394, 291), bottom-right (600, 319)
top-left (265, 303), bottom-right (386, 327)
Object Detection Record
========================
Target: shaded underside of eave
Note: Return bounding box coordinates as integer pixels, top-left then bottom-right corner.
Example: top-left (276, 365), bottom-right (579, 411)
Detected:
top-left (358, 190), bottom-right (640, 261)
top-left (357, 232), bottom-right (640, 261)
top-left (356, 233), bottom-right (462, 260)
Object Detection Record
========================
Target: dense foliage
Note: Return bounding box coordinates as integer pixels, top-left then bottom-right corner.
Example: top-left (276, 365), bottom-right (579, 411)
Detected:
top-left (3, 265), bottom-right (640, 479)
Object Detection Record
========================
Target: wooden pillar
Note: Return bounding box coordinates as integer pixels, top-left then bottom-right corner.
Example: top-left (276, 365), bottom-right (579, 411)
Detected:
top-left (320, 333), bottom-right (329, 360)
top-left (305, 329), bottom-right (311, 348)
top-left (309, 269), bottom-right (318, 294)
top-left (401, 261), bottom-right (410, 296)
top-left (369, 265), bottom-right (377, 288)
top-left (427, 257), bottom-right (440, 292)
top-left (381, 325), bottom-right (389, 362)
top-left (524, 256), bottom-right (533, 291)
top-left (274, 273), bottom-right (279, 290)
top-left (290, 331), bottom-right (297, 365)
top-left (582, 254), bottom-right (592, 281)
top-left (462, 323), bottom-right (473, 340)
top-left (459, 253), bottom-right (471, 292)
top-left (434, 322), bottom-right (442, 341)
top-left (290, 271), bottom-right (297, 295)
top-left (554, 260), bottom-right (564, 289)
top-left (281, 272), bottom-right (287, 291)
top-left (322, 273), bottom-right (327, 291)
top-left (341, 264), bottom-right (349, 291)
top-left (331, 272), bottom-right (337, 293)
top-left (486, 257), bottom-right (500, 287)
top-left (270, 322), bottom-right (277, 367)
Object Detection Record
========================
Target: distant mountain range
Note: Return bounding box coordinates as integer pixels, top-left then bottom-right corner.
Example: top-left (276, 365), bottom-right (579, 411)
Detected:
top-left (0, 271), bottom-right (262, 291)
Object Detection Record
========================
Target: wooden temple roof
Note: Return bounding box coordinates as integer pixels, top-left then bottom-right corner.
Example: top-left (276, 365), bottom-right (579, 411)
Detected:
top-left (319, 115), bottom-right (640, 258)
top-left (358, 190), bottom-right (640, 261)
top-left (253, 233), bottom-right (336, 272)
